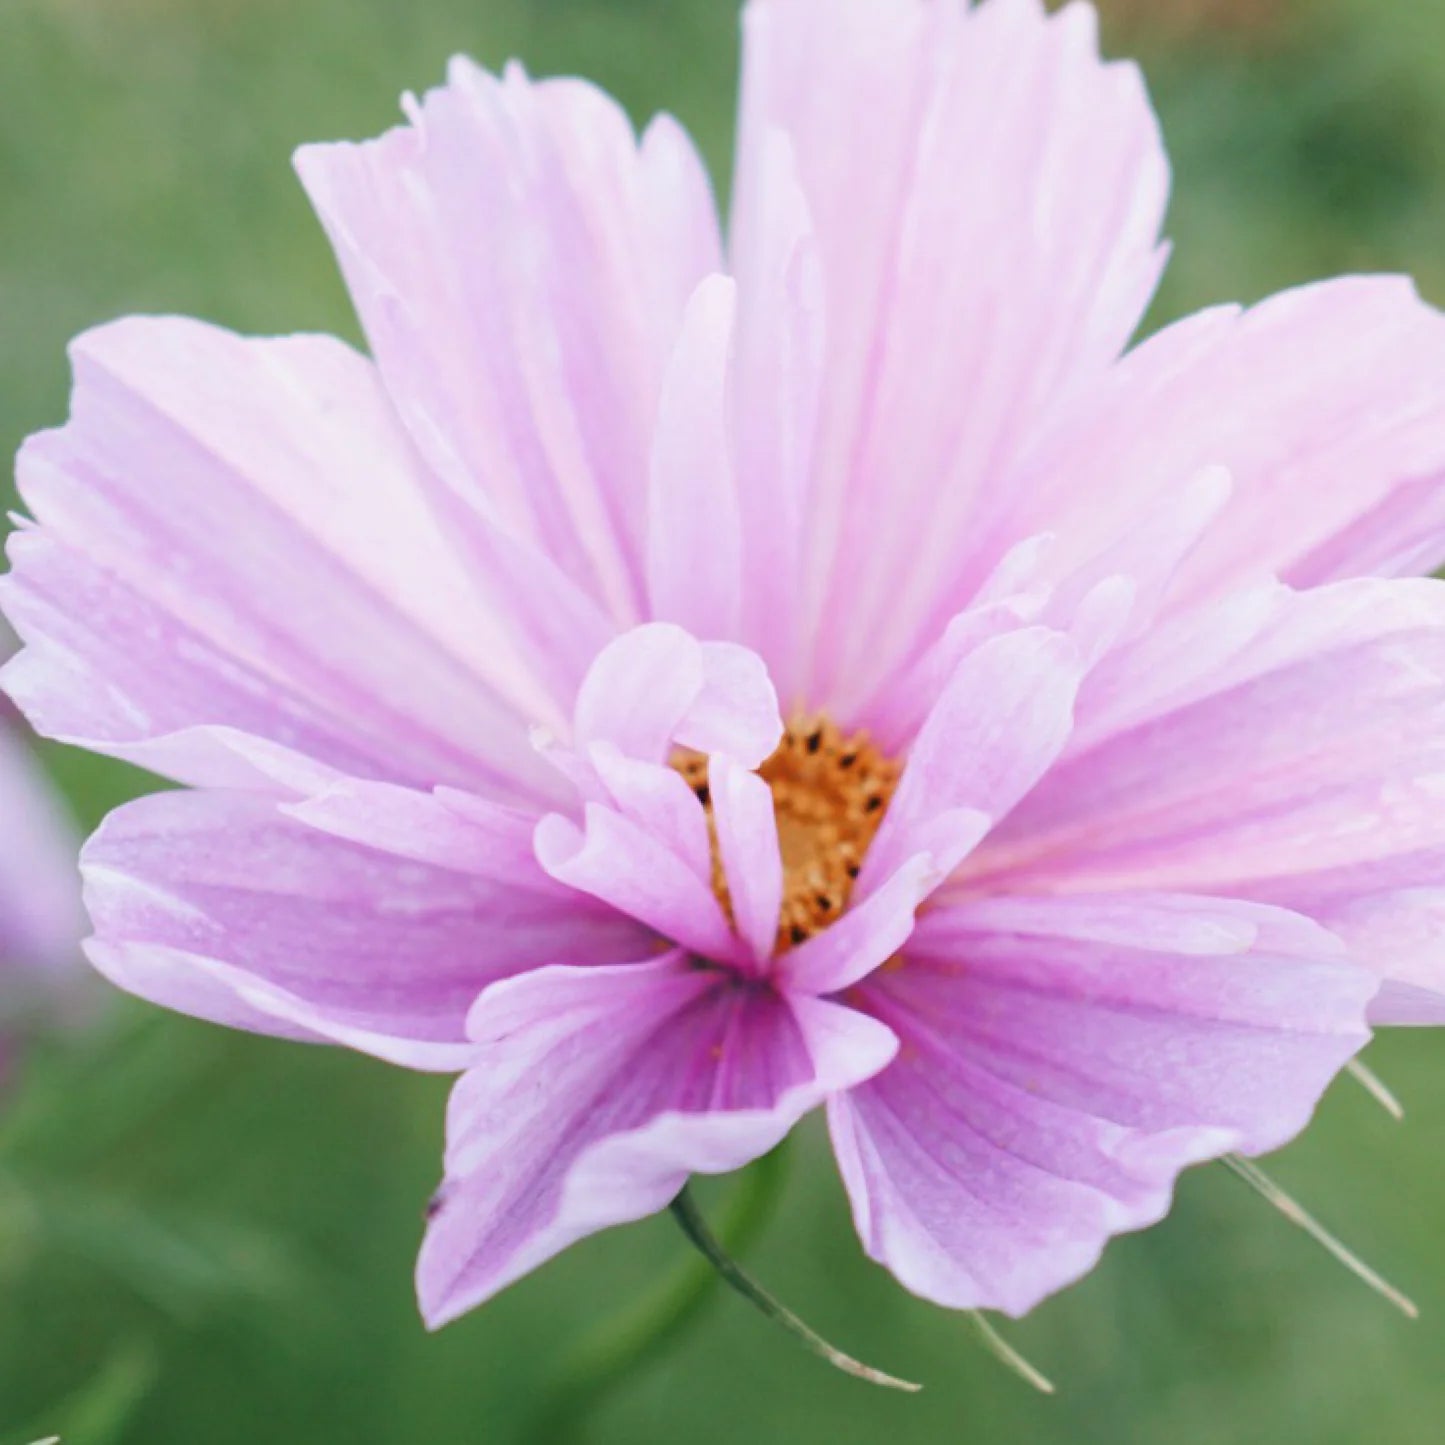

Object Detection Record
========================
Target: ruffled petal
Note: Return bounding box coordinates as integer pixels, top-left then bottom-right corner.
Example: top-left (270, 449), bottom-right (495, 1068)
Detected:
top-left (296, 59), bottom-right (722, 625)
top-left (829, 893), bottom-right (1373, 1316)
top-left (82, 788), bottom-right (648, 1070)
top-left (860, 627), bottom-right (1086, 896)
top-left (734, 0), bottom-right (1168, 703)
top-left (535, 805), bottom-right (740, 966)
top-left (778, 853), bottom-right (946, 996)
top-left (571, 625), bottom-right (781, 769)
top-left (2, 318), bottom-right (563, 803)
top-left (968, 577), bottom-right (1445, 1013)
top-left (989, 278), bottom-right (1445, 611)
top-left (418, 954), bottom-right (897, 1325)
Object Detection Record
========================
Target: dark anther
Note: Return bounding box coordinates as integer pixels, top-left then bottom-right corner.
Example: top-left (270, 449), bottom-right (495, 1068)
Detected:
top-left (805, 729), bottom-right (823, 754)
top-left (839, 751), bottom-right (857, 768)
top-left (790, 923), bottom-right (809, 946)
top-left (864, 795), bottom-right (883, 813)
top-left (846, 863), bottom-right (861, 879)
top-left (693, 783), bottom-right (710, 805)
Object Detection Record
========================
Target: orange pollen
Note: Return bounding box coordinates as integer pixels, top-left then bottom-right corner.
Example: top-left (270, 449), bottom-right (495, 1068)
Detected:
top-left (673, 715), bottom-right (901, 955)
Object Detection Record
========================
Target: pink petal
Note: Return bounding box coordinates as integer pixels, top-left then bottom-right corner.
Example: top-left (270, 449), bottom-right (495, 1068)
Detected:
top-left (647, 276), bottom-right (744, 641)
top-left (418, 954), bottom-right (897, 1324)
top-left (82, 789), bottom-right (648, 1070)
top-left (296, 60), bottom-right (721, 626)
top-left (991, 277), bottom-right (1445, 612)
top-left (3, 319), bottom-right (562, 803)
top-left (829, 892), bottom-right (1373, 1316)
top-left (726, 129), bottom-right (826, 699)
top-left (588, 745), bottom-right (714, 887)
top-left (572, 624), bottom-right (707, 763)
top-left (860, 627), bottom-right (1085, 896)
top-left (707, 755), bottom-right (783, 966)
top-left (779, 853), bottom-right (946, 996)
top-left (535, 806), bottom-right (740, 965)
top-left (735, 0), bottom-right (1168, 704)
top-left (572, 625), bottom-right (781, 767)
top-left (966, 577), bottom-right (1445, 1015)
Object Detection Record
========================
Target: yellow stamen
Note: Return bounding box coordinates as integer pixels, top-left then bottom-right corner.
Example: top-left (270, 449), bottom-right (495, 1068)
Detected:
top-left (674, 715), bottom-right (900, 954)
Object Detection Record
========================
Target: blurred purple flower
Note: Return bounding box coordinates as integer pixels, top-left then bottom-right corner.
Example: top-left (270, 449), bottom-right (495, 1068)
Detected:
top-left (0, 683), bottom-right (84, 1078)
top-left (7, 0), bottom-right (1445, 1329)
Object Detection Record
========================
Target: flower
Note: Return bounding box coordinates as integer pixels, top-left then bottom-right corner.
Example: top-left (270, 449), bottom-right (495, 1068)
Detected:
top-left (8, 0), bottom-right (1445, 1333)
top-left (0, 684), bottom-right (84, 1078)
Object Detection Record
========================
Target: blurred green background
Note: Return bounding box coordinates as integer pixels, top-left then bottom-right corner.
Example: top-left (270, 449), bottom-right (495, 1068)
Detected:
top-left (3, 0), bottom-right (1445, 1440)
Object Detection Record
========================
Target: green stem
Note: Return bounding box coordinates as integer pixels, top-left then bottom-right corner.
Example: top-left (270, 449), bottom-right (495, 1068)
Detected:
top-left (668, 1184), bottom-right (921, 1394)
top-left (526, 1145), bottom-right (791, 1443)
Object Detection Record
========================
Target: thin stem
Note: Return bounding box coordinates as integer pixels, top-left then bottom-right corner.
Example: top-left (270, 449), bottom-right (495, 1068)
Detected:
top-left (668, 1183), bottom-right (921, 1392)
top-left (1222, 1153), bottom-right (1417, 1318)
top-left (526, 1146), bottom-right (791, 1443)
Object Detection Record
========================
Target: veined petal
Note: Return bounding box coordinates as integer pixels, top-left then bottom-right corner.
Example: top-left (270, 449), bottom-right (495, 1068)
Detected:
top-left (735, 0), bottom-right (1168, 704)
top-left (779, 853), bottom-right (944, 997)
top-left (968, 577), bottom-right (1445, 1014)
top-left (418, 955), bottom-right (897, 1325)
top-left (297, 60), bottom-right (722, 626)
top-left (535, 805), bottom-right (740, 965)
top-left (82, 789), bottom-right (648, 1070)
top-left (647, 276), bottom-right (744, 641)
top-left (726, 128), bottom-right (826, 700)
top-left (829, 893), bottom-right (1373, 1316)
top-left (859, 627), bottom-right (1085, 897)
top-left (989, 278), bottom-right (1445, 610)
top-left (708, 755), bottom-right (784, 966)
top-left (2, 319), bottom-right (563, 803)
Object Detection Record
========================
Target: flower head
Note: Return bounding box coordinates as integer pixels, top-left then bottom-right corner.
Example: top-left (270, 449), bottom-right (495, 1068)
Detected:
top-left (9, 0), bottom-right (1445, 1334)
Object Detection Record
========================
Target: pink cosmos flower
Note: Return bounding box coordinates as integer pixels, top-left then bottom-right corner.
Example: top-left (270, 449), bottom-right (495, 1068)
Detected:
top-left (8, 0), bottom-right (1445, 1332)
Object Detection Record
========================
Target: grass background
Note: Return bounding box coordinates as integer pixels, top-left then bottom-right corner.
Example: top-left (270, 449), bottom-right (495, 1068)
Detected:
top-left (3, 0), bottom-right (1445, 1439)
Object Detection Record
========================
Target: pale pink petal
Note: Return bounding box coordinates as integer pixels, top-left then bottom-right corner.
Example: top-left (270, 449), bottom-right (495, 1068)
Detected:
top-left (589, 745), bottom-right (714, 887)
top-left (1313, 888), bottom-right (1445, 1023)
top-left (296, 60), bottom-right (722, 623)
top-left (572, 625), bottom-right (781, 768)
top-left (572, 624), bottom-right (707, 763)
top-left (779, 853), bottom-right (944, 996)
top-left (535, 806), bottom-right (741, 965)
top-left (829, 893), bottom-right (1373, 1315)
top-left (647, 276), bottom-right (744, 641)
top-left (860, 628), bottom-right (1085, 895)
top-left (708, 755), bottom-right (783, 965)
top-left (988, 278), bottom-right (1445, 611)
top-left (726, 129), bottom-right (826, 698)
top-left (418, 955), bottom-right (897, 1324)
top-left (82, 790), bottom-right (647, 1069)
top-left (2, 318), bottom-right (562, 802)
top-left (965, 578), bottom-right (1445, 1015)
top-left (735, 0), bottom-right (1168, 703)
top-left (973, 579), bottom-right (1445, 898)
top-left (681, 642), bottom-right (783, 766)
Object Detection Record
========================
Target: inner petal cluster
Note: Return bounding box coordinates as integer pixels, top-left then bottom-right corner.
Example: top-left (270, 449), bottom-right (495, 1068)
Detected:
top-left (675, 717), bottom-right (901, 955)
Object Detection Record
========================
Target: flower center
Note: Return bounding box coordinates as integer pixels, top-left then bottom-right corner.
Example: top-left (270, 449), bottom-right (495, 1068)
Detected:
top-left (674, 716), bottom-right (900, 955)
